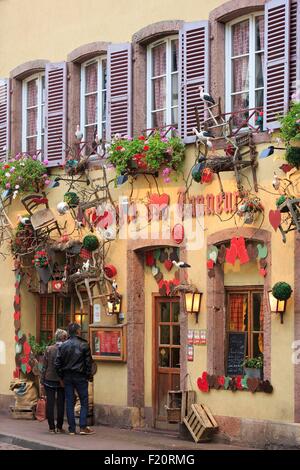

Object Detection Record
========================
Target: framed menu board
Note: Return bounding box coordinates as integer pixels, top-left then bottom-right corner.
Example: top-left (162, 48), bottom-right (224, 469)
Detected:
top-left (90, 326), bottom-right (126, 362)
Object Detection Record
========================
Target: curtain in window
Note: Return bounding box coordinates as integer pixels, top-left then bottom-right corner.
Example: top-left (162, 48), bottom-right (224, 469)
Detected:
top-left (258, 293), bottom-right (264, 353)
top-left (85, 63), bottom-right (98, 145)
top-left (229, 294), bottom-right (246, 331)
top-left (152, 43), bottom-right (166, 128)
top-left (26, 79), bottom-right (38, 153)
top-left (231, 20), bottom-right (249, 126)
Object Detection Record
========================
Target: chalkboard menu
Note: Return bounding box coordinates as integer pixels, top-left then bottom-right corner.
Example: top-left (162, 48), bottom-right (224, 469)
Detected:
top-left (226, 332), bottom-right (247, 376)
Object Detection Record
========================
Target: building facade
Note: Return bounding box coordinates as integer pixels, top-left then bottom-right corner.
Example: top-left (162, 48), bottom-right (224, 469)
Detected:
top-left (0, 0), bottom-right (300, 448)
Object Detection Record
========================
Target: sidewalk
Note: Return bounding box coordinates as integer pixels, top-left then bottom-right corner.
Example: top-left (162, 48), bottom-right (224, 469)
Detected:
top-left (0, 415), bottom-right (252, 451)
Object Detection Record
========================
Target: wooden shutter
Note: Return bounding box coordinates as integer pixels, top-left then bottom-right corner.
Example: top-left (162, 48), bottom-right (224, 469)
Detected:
top-left (0, 79), bottom-right (10, 162)
top-left (179, 21), bottom-right (209, 144)
top-left (264, 0), bottom-right (290, 129)
top-left (44, 62), bottom-right (67, 167)
top-left (289, 0), bottom-right (300, 101)
top-left (107, 43), bottom-right (132, 140)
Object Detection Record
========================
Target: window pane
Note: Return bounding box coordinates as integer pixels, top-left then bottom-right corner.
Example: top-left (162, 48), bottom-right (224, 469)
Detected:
top-left (102, 90), bottom-right (107, 118)
top-left (171, 73), bottom-right (178, 106)
top-left (152, 42), bottom-right (166, 76)
top-left (229, 293), bottom-right (247, 331)
top-left (85, 93), bottom-right (97, 125)
top-left (47, 297), bottom-right (53, 315)
top-left (232, 20), bottom-right (249, 56)
top-left (41, 76), bottom-right (46, 104)
top-left (152, 77), bottom-right (166, 110)
top-left (171, 108), bottom-right (178, 126)
top-left (85, 125), bottom-right (97, 146)
top-left (171, 348), bottom-right (180, 368)
top-left (160, 325), bottom-right (170, 344)
top-left (27, 79), bottom-right (38, 107)
top-left (172, 302), bottom-right (180, 322)
top-left (231, 93), bottom-right (249, 126)
top-left (255, 16), bottom-right (264, 51)
top-left (255, 89), bottom-right (264, 108)
top-left (160, 302), bottom-right (170, 322)
top-left (171, 39), bottom-right (179, 72)
top-left (159, 347), bottom-right (170, 367)
top-left (172, 325), bottom-right (180, 345)
top-left (102, 59), bottom-right (107, 90)
top-left (253, 332), bottom-right (264, 357)
top-left (26, 136), bottom-right (37, 154)
top-left (255, 53), bottom-right (264, 89)
top-left (152, 110), bottom-right (166, 128)
top-left (231, 57), bottom-right (249, 92)
top-left (253, 292), bottom-right (263, 331)
top-left (27, 107), bottom-right (37, 136)
top-left (85, 62), bottom-right (98, 94)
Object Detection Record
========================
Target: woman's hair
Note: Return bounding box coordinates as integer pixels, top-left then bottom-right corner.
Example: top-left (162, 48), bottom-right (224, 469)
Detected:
top-left (55, 329), bottom-right (67, 342)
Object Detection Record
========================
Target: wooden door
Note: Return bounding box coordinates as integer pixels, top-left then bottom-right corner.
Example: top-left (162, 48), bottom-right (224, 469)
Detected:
top-left (154, 297), bottom-right (181, 424)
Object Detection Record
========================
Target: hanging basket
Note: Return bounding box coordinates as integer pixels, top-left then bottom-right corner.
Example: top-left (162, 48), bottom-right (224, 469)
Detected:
top-left (286, 146), bottom-right (300, 169)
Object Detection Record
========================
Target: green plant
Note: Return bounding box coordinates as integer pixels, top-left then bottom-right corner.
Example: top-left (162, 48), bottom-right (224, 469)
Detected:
top-left (286, 146), bottom-right (300, 169)
top-left (83, 234), bottom-right (100, 252)
top-left (0, 155), bottom-right (49, 196)
top-left (108, 132), bottom-right (185, 178)
top-left (241, 355), bottom-right (263, 369)
top-left (28, 335), bottom-right (54, 356)
top-left (272, 281), bottom-right (292, 301)
top-left (64, 192), bottom-right (80, 207)
top-left (279, 101), bottom-right (300, 144)
top-left (276, 195), bottom-right (286, 207)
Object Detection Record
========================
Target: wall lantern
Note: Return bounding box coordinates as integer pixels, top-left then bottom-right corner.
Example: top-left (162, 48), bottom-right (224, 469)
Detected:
top-left (184, 291), bottom-right (203, 323)
top-left (268, 282), bottom-right (292, 324)
top-left (107, 293), bottom-right (122, 315)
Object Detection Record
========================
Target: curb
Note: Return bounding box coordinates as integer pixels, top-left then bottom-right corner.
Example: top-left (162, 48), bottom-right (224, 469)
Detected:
top-left (0, 433), bottom-right (74, 451)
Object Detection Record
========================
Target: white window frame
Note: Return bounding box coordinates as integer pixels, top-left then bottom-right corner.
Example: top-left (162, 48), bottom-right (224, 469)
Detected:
top-left (225, 12), bottom-right (264, 125)
top-left (147, 35), bottom-right (179, 130)
top-left (22, 72), bottom-right (45, 154)
top-left (80, 56), bottom-right (107, 142)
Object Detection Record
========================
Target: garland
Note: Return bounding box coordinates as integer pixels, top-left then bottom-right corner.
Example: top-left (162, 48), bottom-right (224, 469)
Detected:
top-left (197, 371), bottom-right (273, 394)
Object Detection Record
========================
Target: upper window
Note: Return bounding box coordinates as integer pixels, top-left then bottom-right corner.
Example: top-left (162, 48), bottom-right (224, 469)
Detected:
top-left (80, 57), bottom-right (107, 150)
top-left (225, 13), bottom-right (264, 127)
top-left (22, 73), bottom-right (45, 155)
top-left (147, 36), bottom-right (179, 129)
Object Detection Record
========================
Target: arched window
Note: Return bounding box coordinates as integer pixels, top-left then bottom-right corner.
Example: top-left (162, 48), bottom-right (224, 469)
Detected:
top-left (22, 72), bottom-right (45, 155)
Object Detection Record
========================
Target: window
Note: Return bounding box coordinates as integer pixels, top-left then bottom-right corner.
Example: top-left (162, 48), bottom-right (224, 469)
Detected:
top-left (80, 57), bottom-right (107, 150)
top-left (147, 36), bottom-right (179, 129)
top-left (22, 73), bottom-right (45, 155)
top-left (226, 287), bottom-right (264, 364)
top-left (225, 13), bottom-right (264, 127)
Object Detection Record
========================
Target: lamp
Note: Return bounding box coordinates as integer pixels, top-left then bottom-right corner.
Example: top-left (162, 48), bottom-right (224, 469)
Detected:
top-left (268, 290), bottom-right (287, 324)
top-left (107, 293), bottom-right (122, 315)
top-left (260, 146), bottom-right (285, 159)
top-left (184, 291), bottom-right (202, 323)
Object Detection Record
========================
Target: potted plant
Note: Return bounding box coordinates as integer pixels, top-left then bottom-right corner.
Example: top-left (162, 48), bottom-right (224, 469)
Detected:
top-left (32, 250), bottom-right (52, 284)
top-left (108, 132), bottom-right (185, 180)
top-left (242, 356), bottom-right (263, 379)
top-left (279, 101), bottom-right (300, 168)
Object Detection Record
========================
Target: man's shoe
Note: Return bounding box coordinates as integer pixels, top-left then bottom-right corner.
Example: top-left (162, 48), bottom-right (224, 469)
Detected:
top-left (68, 430), bottom-right (76, 435)
top-left (56, 428), bottom-right (66, 434)
top-left (49, 429), bottom-right (56, 434)
top-left (79, 427), bottom-right (95, 435)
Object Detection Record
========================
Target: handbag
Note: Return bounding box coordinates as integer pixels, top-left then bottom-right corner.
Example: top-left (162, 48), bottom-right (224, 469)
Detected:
top-left (35, 397), bottom-right (46, 421)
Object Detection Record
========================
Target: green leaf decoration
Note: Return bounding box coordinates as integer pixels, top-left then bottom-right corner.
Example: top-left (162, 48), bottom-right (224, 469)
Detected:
top-left (15, 343), bottom-right (22, 354)
top-left (241, 376), bottom-right (249, 389)
top-left (207, 245), bottom-right (219, 263)
top-left (154, 249), bottom-right (161, 260)
top-left (224, 376), bottom-right (231, 390)
top-left (18, 330), bottom-right (23, 339)
top-left (21, 363), bottom-right (27, 375)
top-left (257, 244), bottom-right (268, 259)
top-left (16, 274), bottom-right (21, 282)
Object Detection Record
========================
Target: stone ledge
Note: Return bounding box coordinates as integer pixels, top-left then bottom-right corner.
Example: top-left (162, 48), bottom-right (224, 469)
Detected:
top-left (0, 394), bottom-right (14, 414)
top-left (94, 404), bottom-right (144, 429)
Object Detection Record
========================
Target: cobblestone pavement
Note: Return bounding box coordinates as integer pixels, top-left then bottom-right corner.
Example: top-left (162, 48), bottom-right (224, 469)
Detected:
top-left (0, 442), bottom-right (30, 450)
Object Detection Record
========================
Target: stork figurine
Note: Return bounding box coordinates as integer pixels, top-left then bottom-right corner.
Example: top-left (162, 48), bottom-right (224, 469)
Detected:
top-left (172, 260), bottom-right (191, 269)
top-left (199, 85), bottom-right (215, 106)
top-left (75, 125), bottom-right (83, 142)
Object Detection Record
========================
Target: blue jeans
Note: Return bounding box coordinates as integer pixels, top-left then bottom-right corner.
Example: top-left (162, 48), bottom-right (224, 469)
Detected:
top-left (64, 376), bottom-right (88, 432)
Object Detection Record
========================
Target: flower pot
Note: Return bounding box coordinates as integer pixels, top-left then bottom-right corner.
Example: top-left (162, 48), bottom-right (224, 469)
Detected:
top-left (286, 146), bottom-right (300, 169)
top-left (244, 367), bottom-right (262, 379)
top-left (36, 266), bottom-right (52, 284)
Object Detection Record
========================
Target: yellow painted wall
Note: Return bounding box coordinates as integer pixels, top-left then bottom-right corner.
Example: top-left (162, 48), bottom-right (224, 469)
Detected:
top-left (0, 0), bottom-right (296, 423)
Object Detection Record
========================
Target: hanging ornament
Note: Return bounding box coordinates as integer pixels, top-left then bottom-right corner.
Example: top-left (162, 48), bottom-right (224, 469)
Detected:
top-left (57, 201), bottom-right (70, 215)
top-left (145, 251), bottom-right (155, 267)
top-left (172, 224), bottom-right (184, 244)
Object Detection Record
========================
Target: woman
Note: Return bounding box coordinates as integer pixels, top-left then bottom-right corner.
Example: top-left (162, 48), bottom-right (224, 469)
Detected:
top-left (41, 329), bottom-right (68, 433)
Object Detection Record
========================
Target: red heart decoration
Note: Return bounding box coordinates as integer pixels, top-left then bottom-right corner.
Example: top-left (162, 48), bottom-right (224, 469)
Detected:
top-left (145, 251), bottom-right (155, 267)
top-left (269, 210), bottom-right (281, 231)
top-left (247, 377), bottom-right (260, 393)
top-left (14, 295), bottom-right (20, 305)
top-left (149, 193), bottom-right (170, 209)
top-left (238, 247), bottom-right (250, 265)
top-left (280, 163), bottom-right (294, 174)
top-left (23, 341), bottom-right (31, 355)
top-left (21, 356), bottom-right (28, 364)
top-left (226, 245), bottom-right (237, 265)
top-left (14, 312), bottom-right (20, 321)
top-left (14, 335), bottom-right (19, 342)
top-left (164, 259), bottom-right (173, 271)
top-left (26, 364), bottom-right (32, 373)
top-left (197, 372), bottom-right (209, 392)
top-left (93, 211), bottom-right (113, 229)
top-left (218, 376), bottom-right (225, 387)
top-left (236, 375), bottom-right (243, 390)
top-left (207, 259), bottom-right (214, 269)
top-left (259, 268), bottom-right (267, 277)
top-left (13, 368), bottom-right (20, 379)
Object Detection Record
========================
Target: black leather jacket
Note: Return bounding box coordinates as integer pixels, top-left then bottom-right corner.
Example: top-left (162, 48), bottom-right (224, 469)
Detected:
top-left (55, 335), bottom-right (93, 380)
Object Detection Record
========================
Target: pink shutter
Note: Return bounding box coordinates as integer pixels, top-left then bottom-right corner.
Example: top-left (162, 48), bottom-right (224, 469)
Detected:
top-left (264, 0), bottom-right (290, 129)
top-left (0, 79), bottom-right (10, 162)
top-left (289, 0), bottom-right (298, 101)
top-left (44, 62), bottom-right (67, 167)
top-left (179, 21), bottom-right (209, 144)
top-left (107, 43), bottom-right (132, 139)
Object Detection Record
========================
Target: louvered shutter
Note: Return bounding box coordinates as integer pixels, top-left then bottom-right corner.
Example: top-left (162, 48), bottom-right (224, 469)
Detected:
top-left (107, 43), bottom-right (132, 140)
top-left (44, 62), bottom-right (67, 167)
top-left (0, 79), bottom-right (10, 162)
top-left (264, 0), bottom-right (290, 129)
top-left (289, 0), bottom-right (298, 100)
top-left (179, 21), bottom-right (209, 144)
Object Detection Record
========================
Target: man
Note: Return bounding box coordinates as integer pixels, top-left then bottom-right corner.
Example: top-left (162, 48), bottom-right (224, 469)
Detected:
top-left (55, 323), bottom-right (95, 435)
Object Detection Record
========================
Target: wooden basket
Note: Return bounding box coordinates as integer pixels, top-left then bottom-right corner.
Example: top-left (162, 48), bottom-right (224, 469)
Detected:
top-left (183, 403), bottom-right (218, 443)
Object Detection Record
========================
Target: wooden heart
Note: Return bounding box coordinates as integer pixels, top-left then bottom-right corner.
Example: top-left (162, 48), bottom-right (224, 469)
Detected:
top-left (164, 259), bottom-right (173, 271)
top-left (149, 193), bottom-right (170, 209)
top-left (207, 374), bottom-right (215, 388)
top-left (208, 245), bottom-right (218, 263)
top-left (159, 249), bottom-right (168, 263)
top-left (207, 259), bottom-right (214, 269)
top-left (159, 284), bottom-right (167, 296)
top-left (217, 244), bottom-right (226, 264)
top-left (152, 265), bottom-right (159, 277)
top-left (247, 243), bottom-right (258, 260)
top-left (172, 224), bottom-right (184, 244)
top-left (23, 341), bottom-right (31, 355)
top-left (247, 377), bottom-right (260, 393)
top-left (257, 243), bottom-right (268, 259)
top-left (269, 210), bottom-right (281, 231)
top-left (154, 272), bottom-right (163, 283)
top-left (262, 380), bottom-right (273, 394)
top-left (174, 269), bottom-right (180, 280)
top-left (14, 319), bottom-right (21, 331)
top-left (259, 258), bottom-right (267, 268)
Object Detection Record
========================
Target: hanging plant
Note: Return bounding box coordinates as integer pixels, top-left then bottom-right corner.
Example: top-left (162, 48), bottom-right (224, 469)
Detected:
top-left (108, 132), bottom-right (185, 179)
top-left (279, 101), bottom-right (300, 168)
top-left (272, 282), bottom-right (292, 301)
top-left (83, 234), bottom-right (100, 252)
top-left (63, 192), bottom-right (80, 208)
top-left (32, 250), bottom-right (50, 268)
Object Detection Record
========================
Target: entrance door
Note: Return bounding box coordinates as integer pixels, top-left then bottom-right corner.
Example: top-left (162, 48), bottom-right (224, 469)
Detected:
top-left (154, 297), bottom-right (180, 425)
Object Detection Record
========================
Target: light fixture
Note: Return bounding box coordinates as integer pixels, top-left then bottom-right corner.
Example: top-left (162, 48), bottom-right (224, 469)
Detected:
top-left (107, 293), bottom-right (122, 315)
top-left (268, 290), bottom-right (287, 324)
top-left (260, 146), bottom-right (285, 159)
top-left (184, 291), bottom-right (202, 323)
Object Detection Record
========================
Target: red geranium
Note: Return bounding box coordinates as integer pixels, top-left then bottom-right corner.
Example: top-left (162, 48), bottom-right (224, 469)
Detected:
top-left (116, 145), bottom-right (124, 151)
top-left (138, 136), bottom-right (146, 141)
top-left (143, 145), bottom-right (149, 151)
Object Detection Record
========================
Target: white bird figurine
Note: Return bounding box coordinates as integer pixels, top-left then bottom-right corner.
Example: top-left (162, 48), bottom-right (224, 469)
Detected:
top-left (199, 85), bottom-right (215, 105)
top-left (272, 173), bottom-right (280, 191)
top-left (112, 280), bottom-right (118, 291)
top-left (192, 128), bottom-right (214, 141)
top-left (17, 214), bottom-right (30, 225)
top-left (75, 125), bottom-right (83, 141)
top-left (82, 259), bottom-right (90, 271)
top-left (172, 260), bottom-right (191, 268)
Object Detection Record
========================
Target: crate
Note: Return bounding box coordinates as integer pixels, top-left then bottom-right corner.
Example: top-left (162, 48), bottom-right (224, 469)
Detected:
top-left (166, 391), bottom-right (182, 423)
top-left (181, 390), bottom-right (196, 420)
top-left (10, 405), bottom-right (36, 420)
top-left (183, 403), bottom-right (218, 443)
